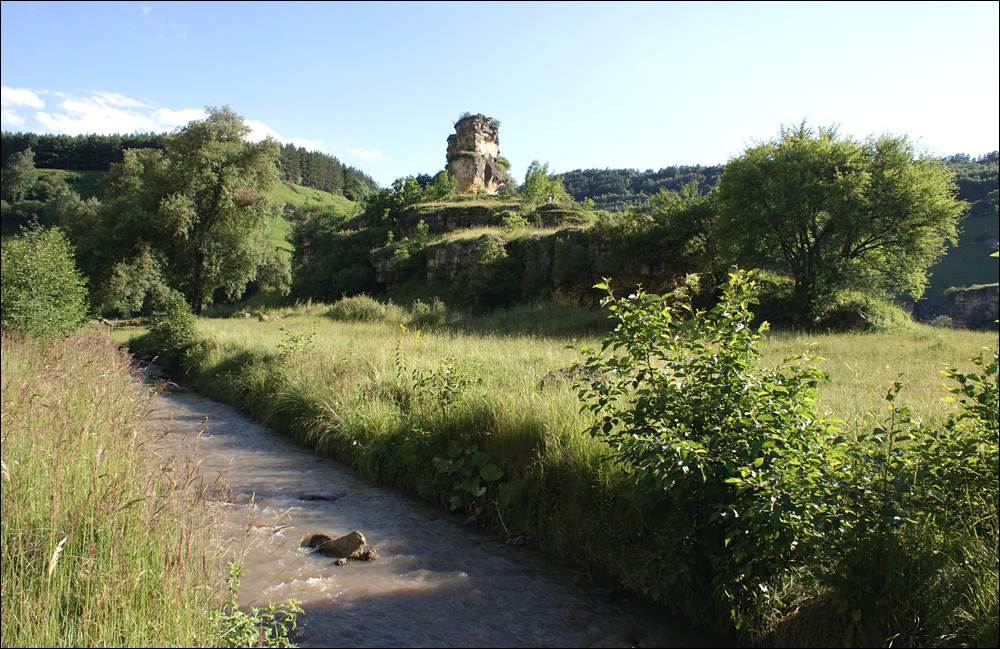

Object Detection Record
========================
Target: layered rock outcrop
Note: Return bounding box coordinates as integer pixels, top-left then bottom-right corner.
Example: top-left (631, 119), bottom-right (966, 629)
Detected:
top-left (946, 283), bottom-right (999, 329)
top-left (447, 114), bottom-right (508, 194)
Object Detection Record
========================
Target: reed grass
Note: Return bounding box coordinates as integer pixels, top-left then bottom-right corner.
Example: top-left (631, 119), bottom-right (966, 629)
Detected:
top-left (1, 333), bottom-right (219, 647)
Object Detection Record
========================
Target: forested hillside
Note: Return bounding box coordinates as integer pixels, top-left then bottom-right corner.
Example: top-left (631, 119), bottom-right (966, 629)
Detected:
top-left (1, 131), bottom-right (378, 199)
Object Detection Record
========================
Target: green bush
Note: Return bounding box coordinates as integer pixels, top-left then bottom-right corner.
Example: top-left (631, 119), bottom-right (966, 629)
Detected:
top-left (326, 294), bottom-right (406, 322)
top-left (408, 297), bottom-right (448, 326)
top-left (813, 291), bottom-right (912, 332)
top-left (575, 268), bottom-right (999, 644)
top-left (575, 270), bottom-right (832, 628)
top-left (1, 227), bottom-right (88, 338)
top-left (148, 289), bottom-right (199, 366)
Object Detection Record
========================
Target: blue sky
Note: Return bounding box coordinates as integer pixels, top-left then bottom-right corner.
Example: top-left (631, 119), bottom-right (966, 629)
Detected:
top-left (2, 1), bottom-right (998, 186)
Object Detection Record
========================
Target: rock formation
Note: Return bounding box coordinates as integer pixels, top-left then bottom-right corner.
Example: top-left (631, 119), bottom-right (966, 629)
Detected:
top-left (946, 283), bottom-right (999, 329)
top-left (447, 113), bottom-right (508, 194)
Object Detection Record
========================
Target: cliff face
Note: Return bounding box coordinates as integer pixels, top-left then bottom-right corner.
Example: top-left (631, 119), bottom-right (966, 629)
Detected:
top-left (446, 114), bottom-right (507, 194)
top-left (947, 283), bottom-right (999, 329)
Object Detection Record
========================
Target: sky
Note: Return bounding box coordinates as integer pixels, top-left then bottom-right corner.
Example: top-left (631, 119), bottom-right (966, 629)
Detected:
top-left (1, 1), bottom-right (998, 186)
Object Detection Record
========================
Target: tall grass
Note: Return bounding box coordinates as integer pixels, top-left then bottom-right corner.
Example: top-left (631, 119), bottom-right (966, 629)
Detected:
top-left (1, 333), bottom-right (218, 647)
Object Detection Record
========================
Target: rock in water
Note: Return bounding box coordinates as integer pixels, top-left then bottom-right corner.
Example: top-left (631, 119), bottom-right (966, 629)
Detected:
top-left (301, 531), bottom-right (367, 558)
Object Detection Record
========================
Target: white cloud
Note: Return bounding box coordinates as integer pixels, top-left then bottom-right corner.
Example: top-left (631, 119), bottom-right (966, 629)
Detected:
top-left (1, 109), bottom-right (26, 127)
top-left (9, 88), bottom-right (326, 153)
top-left (154, 107), bottom-right (207, 128)
top-left (141, 4), bottom-right (151, 15)
top-left (1, 87), bottom-right (45, 109)
top-left (348, 147), bottom-right (389, 162)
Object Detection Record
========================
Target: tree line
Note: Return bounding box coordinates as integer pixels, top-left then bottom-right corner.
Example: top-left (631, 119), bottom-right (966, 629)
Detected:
top-left (563, 152), bottom-right (998, 215)
top-left (1, 131), bottom-right (378, 199)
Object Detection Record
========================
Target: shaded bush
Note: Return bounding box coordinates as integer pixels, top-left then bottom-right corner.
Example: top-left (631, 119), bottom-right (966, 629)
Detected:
top-left (148, 289), bottom-right (199, 366)
top-left (813, 291), bottom-right (912, 332)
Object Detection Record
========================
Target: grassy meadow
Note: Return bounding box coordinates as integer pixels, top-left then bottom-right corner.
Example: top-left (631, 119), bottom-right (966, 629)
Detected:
top-left (118, 298), bottom-right (998, 645)
top-left (0, 333), bottom-right (220, 647)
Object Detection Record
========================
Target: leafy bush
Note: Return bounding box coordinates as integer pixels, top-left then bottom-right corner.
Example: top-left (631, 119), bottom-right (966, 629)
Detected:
top-left (500, 211), bottom-right (529, 233)
top-left (475, 235), bottom-right (508, 265)
top-left (148, 289), bottom-right (199, 365)
top-left (929, 314), bottom-right (954, 327)
top-left (575, 270), bottom-right (832, 627)
top-left (812, 290), bottom-right (913, 332)
top-left (1, 227), bottom-right (88, 338)
top-left (408, 297), bottom-right (448, 326)
top-left (575, 268), bottom-right (999, 643)
top-left (326, 294), bottom-right (405, 322)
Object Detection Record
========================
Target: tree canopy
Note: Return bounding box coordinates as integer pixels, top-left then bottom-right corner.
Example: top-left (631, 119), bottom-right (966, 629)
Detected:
top-left (71, 106), bottom-right (287, 314)
top-left (713, 124), bottom-right (966, 316)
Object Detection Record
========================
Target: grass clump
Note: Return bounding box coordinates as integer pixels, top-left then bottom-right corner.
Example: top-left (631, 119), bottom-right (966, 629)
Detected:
top-left (0, 333), bottom-right (218, 646)
top-left (326, 294), bottom-right (407, 323)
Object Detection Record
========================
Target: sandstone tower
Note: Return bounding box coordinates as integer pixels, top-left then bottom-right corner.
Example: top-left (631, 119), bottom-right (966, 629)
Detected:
top-left (446, 113), bottom-right (508, 194)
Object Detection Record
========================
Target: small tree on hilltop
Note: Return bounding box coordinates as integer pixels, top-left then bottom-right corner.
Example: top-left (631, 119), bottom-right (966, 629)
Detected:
top-left (713, 123), bottom-right (965, 319)
top-left (521, 160), bottom-right (569, 205)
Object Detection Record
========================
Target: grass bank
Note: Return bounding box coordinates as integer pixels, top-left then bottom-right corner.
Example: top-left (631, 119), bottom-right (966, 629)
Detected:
top-left (1, 333), bottom-right (219, 647)
top-left (121, 299), bottom-right (999, 646)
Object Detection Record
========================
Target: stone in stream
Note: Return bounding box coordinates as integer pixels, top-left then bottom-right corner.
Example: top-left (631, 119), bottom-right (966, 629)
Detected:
top-left (301, 531), bottom-right (377, 562)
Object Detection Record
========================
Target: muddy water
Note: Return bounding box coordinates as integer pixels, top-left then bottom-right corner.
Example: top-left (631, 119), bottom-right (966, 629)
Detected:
top-left (149, 387), bottom-right (712, 648)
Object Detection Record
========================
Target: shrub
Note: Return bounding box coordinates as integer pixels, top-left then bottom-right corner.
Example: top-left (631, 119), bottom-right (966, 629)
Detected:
top-left (812, 291), bottom-right (912, 332)
top-left (475, 235), bottom-right (508, 265)
top-left (500, 211), bottom-right (529, 233)
top-left (408, 297), bottom-right (448, 326)
top-left (214, 562), bottom-right (302, 648)
top-left (574, 269), bottom-right (832, 628)
top-left (929, 314), bottom-right (954, 328)
top-left (148, 289), bottom-right (199, 366)
top-left (1, 227), bottom-right (88, 338)
top-left (327, 294), bottom-right (406, 322)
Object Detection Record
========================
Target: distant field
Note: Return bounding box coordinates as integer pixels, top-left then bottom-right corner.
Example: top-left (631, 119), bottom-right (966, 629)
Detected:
top-left (117, 302), bottom-right (996, 426)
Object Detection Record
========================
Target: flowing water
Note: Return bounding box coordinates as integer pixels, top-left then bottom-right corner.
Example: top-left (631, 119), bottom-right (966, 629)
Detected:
top-left (149, 385), bottom-right (714, 648)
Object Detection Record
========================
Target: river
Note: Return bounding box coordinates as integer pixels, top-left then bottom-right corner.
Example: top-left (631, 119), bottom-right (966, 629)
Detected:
top-left (148, 385), bottom-right (713, 648)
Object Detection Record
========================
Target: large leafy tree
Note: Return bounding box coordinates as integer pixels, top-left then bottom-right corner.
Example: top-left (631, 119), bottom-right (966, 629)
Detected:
top-left (713, 124), bottom-right (965, 316)
top-left (83, 107), bottom-right (283, 314)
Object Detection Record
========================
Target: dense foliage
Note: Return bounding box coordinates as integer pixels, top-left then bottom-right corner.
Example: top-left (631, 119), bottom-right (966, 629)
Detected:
top-left (1, 130), bottom-right (377, 198)
top-left (577, 269), bottom-right (998, 643)
top-left (713, 125), bottom-right (965, 318)
top-left (562, 163), bottom-right (724, 211)
top-left (0, 227), bottom-right (88, 338)
top-left (65, 107), bottom-right (288, 314)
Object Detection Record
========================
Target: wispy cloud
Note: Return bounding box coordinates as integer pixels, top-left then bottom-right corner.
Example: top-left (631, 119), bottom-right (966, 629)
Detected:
top-left (1, 110), bottom-right (26, 127)
top-left (0, 87), bottom-right (326, 153)
top-left (348, 147), bottom-right (389, 162)
top-left (140, 4), bottom-right (151, 16)
top-left (1, 87), bottom-right (45, 109)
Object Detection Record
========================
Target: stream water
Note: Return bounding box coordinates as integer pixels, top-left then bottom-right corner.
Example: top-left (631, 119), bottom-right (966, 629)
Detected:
top-left (148, 385), bottom-right (713, 648)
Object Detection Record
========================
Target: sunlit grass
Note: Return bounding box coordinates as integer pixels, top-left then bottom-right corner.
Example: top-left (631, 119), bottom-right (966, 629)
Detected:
top-left (1, 333), bottom-right (219, 647)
